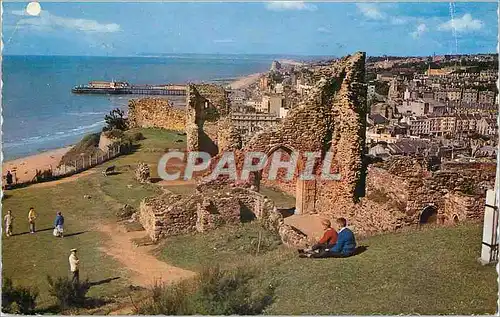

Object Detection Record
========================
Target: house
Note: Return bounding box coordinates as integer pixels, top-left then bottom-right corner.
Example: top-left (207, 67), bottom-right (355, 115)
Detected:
top-left (474, 146), bottom-right (497, 158)
top-left (367, 114), bottom-right (389, 126)
top-left (477, 118), bottom-right (498, 136)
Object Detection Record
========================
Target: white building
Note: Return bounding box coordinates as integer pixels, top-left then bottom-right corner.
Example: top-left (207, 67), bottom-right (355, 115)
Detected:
top-left (259, 94), bottom-right (284, 115)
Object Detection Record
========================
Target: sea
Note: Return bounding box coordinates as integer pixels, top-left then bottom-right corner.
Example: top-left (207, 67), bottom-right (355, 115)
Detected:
top-left (1, 54), bottom-right (303, 161)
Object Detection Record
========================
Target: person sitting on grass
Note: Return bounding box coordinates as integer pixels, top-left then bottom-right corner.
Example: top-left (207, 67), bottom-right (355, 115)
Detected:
top-left (298, 219), bottom-right (337, 255)
top-left (300, 217), bottom-right (356, 258)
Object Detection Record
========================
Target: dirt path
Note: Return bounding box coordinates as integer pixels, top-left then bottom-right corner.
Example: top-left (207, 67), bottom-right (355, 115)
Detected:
top-left (97, 222), bottom-right (195, 287)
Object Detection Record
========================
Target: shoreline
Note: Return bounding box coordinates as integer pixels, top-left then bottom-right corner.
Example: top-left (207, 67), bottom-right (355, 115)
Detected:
top-left (2, 146), bottom-right (73, 184)
top-left (227, 72), bottom-right (263, 90)
top-left (1, 71), bottom-right (264, 184)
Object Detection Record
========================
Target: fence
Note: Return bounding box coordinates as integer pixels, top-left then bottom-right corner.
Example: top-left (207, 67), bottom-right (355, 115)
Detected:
top-left (4, 143), bottom-right (132, 189)
top-left (52, 143), bottom-right (126, 177)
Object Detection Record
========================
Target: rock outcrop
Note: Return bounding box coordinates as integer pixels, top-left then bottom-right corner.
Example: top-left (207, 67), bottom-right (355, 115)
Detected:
top-left (135, 163), bottom-right (151, 183)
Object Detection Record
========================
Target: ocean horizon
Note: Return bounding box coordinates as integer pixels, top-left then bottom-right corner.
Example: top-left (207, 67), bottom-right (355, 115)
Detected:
top-left (1, 54), bottom-right (314, 161)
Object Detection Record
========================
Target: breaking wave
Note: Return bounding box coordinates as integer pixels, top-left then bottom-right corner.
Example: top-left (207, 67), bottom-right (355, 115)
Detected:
top-left (3, 120), bottom-right (105, 149)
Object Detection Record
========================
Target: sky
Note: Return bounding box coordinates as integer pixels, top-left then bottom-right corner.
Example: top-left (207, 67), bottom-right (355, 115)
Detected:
top-left (2, 1), bottom-right (498, 57)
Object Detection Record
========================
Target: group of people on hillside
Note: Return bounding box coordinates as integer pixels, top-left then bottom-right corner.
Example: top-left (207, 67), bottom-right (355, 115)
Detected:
top-left (4, 207), bottom-right (65, 237)
top-left (4, 208), bottom-right (80, 283)
top-left (298, 217), bottom-right (357, 258)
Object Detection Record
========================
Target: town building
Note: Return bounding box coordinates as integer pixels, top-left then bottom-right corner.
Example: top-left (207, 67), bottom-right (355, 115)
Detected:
top-left (259, 94), bottom-right (284, 115)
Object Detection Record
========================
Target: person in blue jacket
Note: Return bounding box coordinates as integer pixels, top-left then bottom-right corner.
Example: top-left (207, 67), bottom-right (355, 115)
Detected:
top-left (54, 211), bottom-right (65, 238)
top-left (300, 217), bottom-right (356, 258)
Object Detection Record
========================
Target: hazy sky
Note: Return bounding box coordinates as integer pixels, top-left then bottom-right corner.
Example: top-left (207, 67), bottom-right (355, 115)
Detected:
top-left (2, 1), bottom-right (498, 57)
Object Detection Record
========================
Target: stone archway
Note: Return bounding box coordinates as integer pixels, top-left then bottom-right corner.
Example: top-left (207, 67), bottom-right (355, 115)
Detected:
top-left (453, 214), bottom-right (459, 224)
top-left (419, 205), bottom-right (438, 224)
top-left (252, 145), bottom-right (317, 215)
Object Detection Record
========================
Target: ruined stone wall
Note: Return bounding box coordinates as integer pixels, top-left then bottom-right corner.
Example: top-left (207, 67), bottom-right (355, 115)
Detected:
top-left (349, 157), bottom-right (496, 235)
top-left (195, 193), bottom-right (241, 233)
top-left (138, 192), bottom-right (199, 242)
top-left (127, 85), bottom-right (230, 156)
top-left (128, 98), bottom-right (185, 130)
top-left (239, 53), bottom-right (367, 215)
top-left (444, 192), bottom-right (484, 223)
top-left (216, 116), bottom-right (242, 152)
top-left (195, 84), bottom-right (230, 117)
top-left (185, 85), bottom-right (220, 155)
top-left (139, 177), bottom-right (310, 247)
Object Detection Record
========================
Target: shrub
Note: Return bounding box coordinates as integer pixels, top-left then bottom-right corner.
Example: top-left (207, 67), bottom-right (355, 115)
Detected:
top-left (116, 204), bottom-right (136, 219)
top-left (103, 108), bottom-right (127, 131)
top-left (47, 275), bottom-right (91, 310)
top-left (134, 280), bottom-right (193, 315)
top-left (33, 168), bottom-right (54, 182)
top-left (104, 129), bottom-right (125, 139)
top-left (59, 133), bottom-right (102, 167)
top-left (2, 277), bottom-right (38, 314)
top-left (193, 266), bottom-right (274, 315)
top-left (132, 132), bottom-right (145, 141)
top-left (135, 266), bottom-right (274, 315)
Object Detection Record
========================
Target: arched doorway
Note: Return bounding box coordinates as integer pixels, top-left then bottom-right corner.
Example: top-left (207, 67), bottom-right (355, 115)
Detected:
top-left (252, 145), bottom-right (317, 215)
top-left (419, 205), bottom-right (438, 224)
top-left (453, 214), bottom-right (459, 224)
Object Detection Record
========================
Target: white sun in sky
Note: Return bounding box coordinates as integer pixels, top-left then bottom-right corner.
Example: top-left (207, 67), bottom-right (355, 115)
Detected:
top-left (26, 2), bottom-right (42, 16)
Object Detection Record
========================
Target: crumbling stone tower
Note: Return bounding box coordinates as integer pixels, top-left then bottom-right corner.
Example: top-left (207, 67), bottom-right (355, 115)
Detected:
top-left (243, 52), bottom-right (367, 217)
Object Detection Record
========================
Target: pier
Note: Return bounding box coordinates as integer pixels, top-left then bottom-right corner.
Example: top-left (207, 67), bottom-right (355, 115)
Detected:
top-left (72, 81), bottom-right (187, 96)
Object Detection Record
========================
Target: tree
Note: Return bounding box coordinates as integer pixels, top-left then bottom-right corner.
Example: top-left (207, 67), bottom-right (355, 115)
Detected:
top-left (103, 108), bottom-right (127, 131)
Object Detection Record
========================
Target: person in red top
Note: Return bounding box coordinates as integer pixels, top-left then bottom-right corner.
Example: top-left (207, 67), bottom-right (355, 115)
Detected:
top-left (298, 219), bottom-right (338, 255)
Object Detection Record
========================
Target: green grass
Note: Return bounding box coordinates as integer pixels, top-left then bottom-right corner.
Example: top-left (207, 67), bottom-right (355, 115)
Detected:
top-left (1, 128), bottom-right (184, 310)
top-left (259, 186), bottom-right (295, 208)
top-left (157, 222), bottom-right (282, 271)
top-left (157, 222), bottom-right (497, 315)
top-left (162, 184), bottom-right (197, 196)
top-left (2, 127), bottom-right (497, 314)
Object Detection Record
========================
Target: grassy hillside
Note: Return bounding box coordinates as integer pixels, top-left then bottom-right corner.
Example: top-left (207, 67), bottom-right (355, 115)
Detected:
top-left (158, 222), bottom-right (497, 315)
top-left (1, 128), bottom-right (183, 309)
top-left (1, 127), bottom-right (497, 314)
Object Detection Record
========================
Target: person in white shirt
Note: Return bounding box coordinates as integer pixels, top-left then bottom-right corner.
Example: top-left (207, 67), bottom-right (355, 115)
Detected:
top-left (4, 210), bottom-right (13, 237)
top-left (69, 249), bottom-right (80, 284)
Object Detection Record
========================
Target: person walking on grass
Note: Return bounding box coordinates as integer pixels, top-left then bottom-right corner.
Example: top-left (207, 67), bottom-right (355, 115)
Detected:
top-left (54, 211), bottom-right (64, 238)
top-left (4, 210), bottom-right (13, 237)
top-left (69, 249), bottom-right (80, 284)
top-left (28, 207), bottom-right (37, 234)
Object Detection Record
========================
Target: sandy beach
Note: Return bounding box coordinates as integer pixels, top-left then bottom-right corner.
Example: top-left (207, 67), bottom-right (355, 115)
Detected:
top-left (228, 72), bottom-right (263, 90)
top-left (3, 146), bottom-right (73, 184)
top-left (278, 59), bottom-right (306, 66)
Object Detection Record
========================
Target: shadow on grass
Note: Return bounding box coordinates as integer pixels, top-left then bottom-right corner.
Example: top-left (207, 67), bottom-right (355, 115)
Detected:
top-left (276, 207), bottom-right (295, 218)
top-left (64, 231), bottom-right (88, 238)
top-left (102, 171), bottom-right (122, 176)
top-left (89, 277), bottom-right (121, 287)
top-left (352, 245), bottom-right (368, 256)
top-left (150, 177), bottom-right (162, 184)
top-left (11, 227), bottom-right (53, 236)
